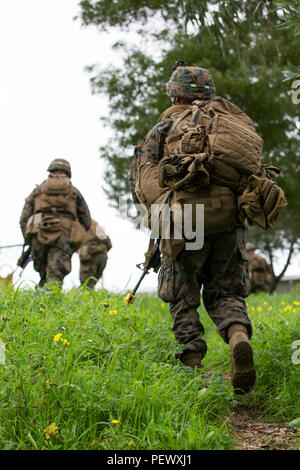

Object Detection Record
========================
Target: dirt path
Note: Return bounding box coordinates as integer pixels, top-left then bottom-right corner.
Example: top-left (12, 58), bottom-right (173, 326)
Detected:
top-left (227, 406), bottom-right (299, 450)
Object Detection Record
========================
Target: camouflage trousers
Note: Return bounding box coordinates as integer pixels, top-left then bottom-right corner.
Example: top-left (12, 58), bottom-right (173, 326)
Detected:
top-left (158, 227), bottom-right (252, 359)
top-left (30, 228), bottom-right (73, 287)
top-left (79, 253), bottom-right (107, 289)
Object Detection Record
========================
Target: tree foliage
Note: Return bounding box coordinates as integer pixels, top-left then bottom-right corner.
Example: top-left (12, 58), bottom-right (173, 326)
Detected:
top-left (79, 0), bottom-right (300, 283)
top-left (275, 0), bottom-right (300, 80)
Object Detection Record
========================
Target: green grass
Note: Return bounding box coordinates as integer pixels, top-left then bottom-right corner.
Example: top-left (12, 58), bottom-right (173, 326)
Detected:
top-left (0, 284), bottom-right (299, 450)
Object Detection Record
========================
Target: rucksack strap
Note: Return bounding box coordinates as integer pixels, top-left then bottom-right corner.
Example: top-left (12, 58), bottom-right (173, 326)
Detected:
top-left (170, 108), bottom-right (193, 133)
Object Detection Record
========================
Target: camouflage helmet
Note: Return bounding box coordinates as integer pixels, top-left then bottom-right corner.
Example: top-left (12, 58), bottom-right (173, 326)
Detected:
top-left (166, 61), bottom-right (215, 101)
top-left (246, 242), bottom-right (256, 251)
top-left (47, 158), bottom-right (71, 178)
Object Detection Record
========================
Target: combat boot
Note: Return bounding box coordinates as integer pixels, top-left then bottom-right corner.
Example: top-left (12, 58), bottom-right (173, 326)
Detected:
top-left (180, 351), bottom-right (203, 371)
top-left (228, 323), bottom-right (256, 394)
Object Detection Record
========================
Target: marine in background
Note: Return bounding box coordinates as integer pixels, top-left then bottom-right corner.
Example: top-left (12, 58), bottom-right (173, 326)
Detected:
top-left (20, 159), bottom-right (91, 287)
top-left (78, 220), bottom-right (112, 289)
top-left (246, 243), bottom-right (272, 294)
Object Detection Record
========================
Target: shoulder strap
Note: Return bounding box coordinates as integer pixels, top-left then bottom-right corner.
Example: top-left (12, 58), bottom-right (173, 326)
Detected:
top-left (169, 108), bottom-right (193, 134)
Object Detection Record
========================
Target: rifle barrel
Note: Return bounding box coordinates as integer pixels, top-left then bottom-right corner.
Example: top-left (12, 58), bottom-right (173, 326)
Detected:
top-left (132, 269), bottom-right (149, 296)
top-left (0, 244), bottom-right (24, 249)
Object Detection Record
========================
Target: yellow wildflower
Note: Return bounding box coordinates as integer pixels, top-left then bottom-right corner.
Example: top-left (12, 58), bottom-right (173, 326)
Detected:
top-left (109, 310), bottom-right (118, 315)
top-left (61, 338), bottom-right (69, 345)
top-left (281, 301), bottom-right (286, 306)
top-left (263, 301), bottom-right (268, 306)
top-left (293, 301), bottom-right (300, 306)
top-left (111, 419), bottom-right (119, 424)
top-left (44, 422), bottom-right (59, 439)
top-left (53, 333), bottom-right (62, 342)
top-left (257, 306), bottom-right (263, 312)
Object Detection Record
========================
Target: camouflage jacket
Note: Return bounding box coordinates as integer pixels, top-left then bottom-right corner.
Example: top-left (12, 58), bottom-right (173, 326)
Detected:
top-left (20, 182), bottom-right (92, 238)
top-left (130, 105), bottom-right (191, 205)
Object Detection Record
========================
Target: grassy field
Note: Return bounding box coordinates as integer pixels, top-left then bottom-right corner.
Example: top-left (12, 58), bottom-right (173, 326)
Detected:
top-left (0, 283), bottom-right (299, 450)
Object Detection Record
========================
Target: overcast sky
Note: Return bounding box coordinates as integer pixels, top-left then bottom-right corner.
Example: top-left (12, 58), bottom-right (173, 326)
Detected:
top-left (0, 0), bottom-right (158, 292)
top-left (0, 0), bottom-right (299, 292)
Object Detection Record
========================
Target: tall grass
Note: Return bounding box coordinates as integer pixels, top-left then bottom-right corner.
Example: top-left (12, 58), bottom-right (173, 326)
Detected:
top-left (0, 284), bottom-right (299, 450)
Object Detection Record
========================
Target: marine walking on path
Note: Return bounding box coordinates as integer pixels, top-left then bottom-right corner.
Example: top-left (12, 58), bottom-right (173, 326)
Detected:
top-left (19, 158), bottom-right (91, 287)
top-left (130, 61), bottom-right (287, 393)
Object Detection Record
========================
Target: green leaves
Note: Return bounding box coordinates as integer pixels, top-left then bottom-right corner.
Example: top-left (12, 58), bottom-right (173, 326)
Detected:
top-left (282, 63), bottom-right (300, 81)
top-left (79, 0), bottom-right (187, 30)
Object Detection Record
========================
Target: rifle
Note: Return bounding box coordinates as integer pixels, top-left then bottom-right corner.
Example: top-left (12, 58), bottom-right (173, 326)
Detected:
top-left (17, 246), bottom-right (32, 271)
top-left (124, 238), bottom-right (161, 304)
top-left (0, 243), bottom-right (24, 249)
top-left (124, 189), bottom-right (173, 305)
top-left (0, 246), bottom-right (32, 283)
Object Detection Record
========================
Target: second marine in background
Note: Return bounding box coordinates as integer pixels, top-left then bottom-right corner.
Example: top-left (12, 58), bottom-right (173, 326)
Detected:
top-left (78, 220), bottom-right (112, 289)
top-left (20, 159), bottom-right (91, 287)
top-left (246, 243), bottom-right (273, 294)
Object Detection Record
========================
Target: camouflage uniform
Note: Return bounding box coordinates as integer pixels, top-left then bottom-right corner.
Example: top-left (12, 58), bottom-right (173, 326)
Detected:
top-left (20, 160), bottom-right (91, 287)
top-left (78, 220), bottom-right (112, 289)
top-left (79, 253), bottom-right (107, 289)
top-left (247, 249), bottom-right (272, 294)
top-left (158, 229), bottom-right (251, 357)
top-left (130, 65), bottom-right (252, 360)
top-left (29, 227), bottom-right (74, 287)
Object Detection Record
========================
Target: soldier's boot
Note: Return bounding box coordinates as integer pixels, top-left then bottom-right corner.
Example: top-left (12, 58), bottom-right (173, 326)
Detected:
top-left (228, 324), bottom-right (256, 394)
top-left (180, 351), bottom-right (203, 371)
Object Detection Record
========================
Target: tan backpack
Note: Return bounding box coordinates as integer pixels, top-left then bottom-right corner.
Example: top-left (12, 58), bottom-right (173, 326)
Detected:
top-left (79, 220), bottom-right (112, 258)
top-left (134, 98), bottom-right (286, 259)
top-left (160, 96), bottom-right (263, 191)
top-left (27, 175), bottom-right (87, 248)
top-left (248, 255), bottom-right (269, 287)
top-left (238, 173), bottom-right (287, 230)
top-left (158, 97), bottom-right (286, 238)
top-left (34, 175), bottom-right (77, 218)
